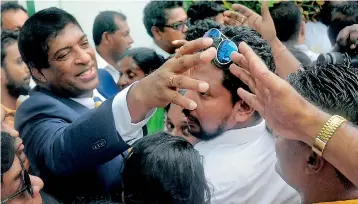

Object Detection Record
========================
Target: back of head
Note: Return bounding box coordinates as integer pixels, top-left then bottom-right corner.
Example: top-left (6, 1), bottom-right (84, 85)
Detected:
top-left (122, 132), bottom-right (210, 204)
top-left (18, 7), bottom-right (81, 70)
top-left (289, 64), bottom-right (358, 125)
top-left (270, 2), bottom-right (302, 43)
top-left (1, 29), bottom-right (19, 68)
top-left (186, 19), bottom-right (275, 104)
top-left (187, 2), bottom-right (225, 26)
top-left (143, 1), bottom-right (183, 37)
top-left (120, 47), bottom-right (165, 74)
top-left (1, 132), bottom-right (16, 182)
top-left (288, 64), bottom-right (358, 189)
top-left (1, 2), bottom-right (27, 27)
top-left (92, 11), bottom-right (127, 46)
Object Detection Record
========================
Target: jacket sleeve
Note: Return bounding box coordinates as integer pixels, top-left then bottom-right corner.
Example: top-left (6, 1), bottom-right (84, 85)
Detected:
top-left (16, 97), bottom-right (130, 176)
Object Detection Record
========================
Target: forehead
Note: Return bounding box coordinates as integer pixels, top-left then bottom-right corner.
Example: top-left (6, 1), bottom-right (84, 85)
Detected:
top-left (114, 17), bottom-right (129, 32)
top-left (190, 63), bottom-right (224, 89)
top-left (4, 42), bottom-right (20, 58)
top-left (2, 9), bottom-right (28, 27)
top-left (47, 23), bottom-right (85, 56)
top-left (165, 7), bottom-right (187, 24)
top-left (119, 57), bottom-right (139, 69)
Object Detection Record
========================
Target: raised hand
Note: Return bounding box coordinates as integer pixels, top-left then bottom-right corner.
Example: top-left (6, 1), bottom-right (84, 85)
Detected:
top-left (127, 38), bottom-right (216, 122)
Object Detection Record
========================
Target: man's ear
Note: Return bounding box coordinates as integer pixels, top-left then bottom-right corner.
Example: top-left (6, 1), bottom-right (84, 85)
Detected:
top-left (305, 152), bottom-right (325, 174)
top-left (151, 26), bottom-right (162, 41)
top-left (1, 68), bottom-right (8, 84)
top-left (101, 32), bottom-right (112, 45)
top-left (300, 21), bottom-right (305, 37)
top-left (234, 100), bottom-right (255, 123)
top-left (30, 68), bottom-right (47, 83)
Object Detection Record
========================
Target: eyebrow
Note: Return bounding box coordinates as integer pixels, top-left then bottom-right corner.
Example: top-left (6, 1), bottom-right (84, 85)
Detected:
top-left (53, 34), bottom-right (87, 57)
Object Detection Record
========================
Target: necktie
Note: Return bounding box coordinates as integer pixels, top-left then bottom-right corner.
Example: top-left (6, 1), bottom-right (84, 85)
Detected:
top-left (93, 96), bottom-right (103, 108)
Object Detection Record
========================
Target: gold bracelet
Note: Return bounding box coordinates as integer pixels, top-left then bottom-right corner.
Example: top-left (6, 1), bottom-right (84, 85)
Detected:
top-left (312, 115), bottom-right (346, 156)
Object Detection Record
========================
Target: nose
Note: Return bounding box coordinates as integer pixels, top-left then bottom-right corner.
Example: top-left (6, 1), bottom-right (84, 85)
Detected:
top-left (30, 175), bottom-right (44, 193)
top-left (128, 35), bottom-right (134, 45)
top-left (184, 90), bottom-right (197, 103)
top-left (182, 24), bottom-right (188, 33)
top-left (118, 76), bottom-right (129, 88)
top-left (74, 47), bottom-right (92, 65)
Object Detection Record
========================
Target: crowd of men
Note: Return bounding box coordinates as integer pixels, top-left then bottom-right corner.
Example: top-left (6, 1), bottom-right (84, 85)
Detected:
top-left (1, 1), bottom-right (358, 204)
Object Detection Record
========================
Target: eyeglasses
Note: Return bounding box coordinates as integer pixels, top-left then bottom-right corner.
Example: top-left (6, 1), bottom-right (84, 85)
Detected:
top-left (1, 156), bottom-right (33, 204)
top-left (203, 28), bottom-right (239, 69)
top-left (164, 20), bottom-right (188, 32)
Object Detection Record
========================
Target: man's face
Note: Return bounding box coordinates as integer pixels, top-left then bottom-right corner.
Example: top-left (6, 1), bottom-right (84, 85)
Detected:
top-left (1, 156), bottom-right (43, 204)
top-left (109, 17), bottom-right (133, 61)
top-left (275, 136), bottom-right (309, 192)
top-left (1, 42), bottom-right (31, 98)
top-left (1, 9), bottom-right (28, 31)
top-left (183, 63), bottom-right (236, 140)
top-left (40, 23), bottom-right (98, 97)
top-left (117, 57), bottom-right (145, 90)
top-left (159, 7), bottom-right (187, 49)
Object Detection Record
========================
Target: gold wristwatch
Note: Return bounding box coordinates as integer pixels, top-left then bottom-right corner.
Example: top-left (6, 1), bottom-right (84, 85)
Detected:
top-left (312, 115), bottom-right (346, 156)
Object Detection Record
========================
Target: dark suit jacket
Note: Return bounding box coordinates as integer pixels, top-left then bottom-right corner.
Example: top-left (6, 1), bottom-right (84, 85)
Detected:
top-left (97, 69), bottom-right (120, 99)
top-left (15, 86), bottom-right (130, 203)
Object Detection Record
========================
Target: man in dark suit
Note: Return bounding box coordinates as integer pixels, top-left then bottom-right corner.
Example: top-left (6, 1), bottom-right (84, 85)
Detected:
top-left (15, 7), bottom-right (214, 203)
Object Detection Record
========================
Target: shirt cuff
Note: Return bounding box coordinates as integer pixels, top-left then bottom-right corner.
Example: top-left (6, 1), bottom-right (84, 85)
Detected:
top-left (112, 83), bottom-right (156, 143)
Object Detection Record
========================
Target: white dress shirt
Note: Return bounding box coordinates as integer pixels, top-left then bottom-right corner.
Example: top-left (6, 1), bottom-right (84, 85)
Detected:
top-left (294, 44), bottom-right (320, 62)
top-left (96, 52), bottom-right (120, 83)
top-left (195, 120), bottom-right (300, 204)
top-left (305, 21), bottom-right (332, 54)
top-left (70, 84), bottom-right (155, 145)
top-left (151, 41), bottom-right (171, 59)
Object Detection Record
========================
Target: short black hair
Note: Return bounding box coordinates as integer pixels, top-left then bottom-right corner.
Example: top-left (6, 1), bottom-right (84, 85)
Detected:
top-left (270, 2), bottom-right (302, 42)
top-left (186, 19), bottom-right (275, 104)
top-left (92, 11), bottom-right (127, 46)
top-left (18, 7), bottom-right (81, 73)
top-left (1, 132), bottom-right (16, 183)
top-left (1, 29), bottom-right (19, 68)
top-left (143, 1), bottom-right (183, 37)
top-left (187, 2), bottom-right (225, 26)
top-left (120, 47), bottom-right (165, 74)
top-left (122, 132), bottom-right (210, 204)
top-left (1, 1), bottom-right (27, 27)
top-left (289, 64), bottom-right (358, 188)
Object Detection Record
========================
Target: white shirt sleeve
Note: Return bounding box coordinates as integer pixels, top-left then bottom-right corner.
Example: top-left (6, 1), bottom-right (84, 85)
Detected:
top-left (112, 83), bottom-right (156, 144)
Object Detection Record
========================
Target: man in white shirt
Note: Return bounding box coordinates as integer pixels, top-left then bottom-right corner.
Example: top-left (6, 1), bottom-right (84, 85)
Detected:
top-left (93, 11), bottom-right (133, 97)
top-left (270, 2), bottom-right (319, 62)
top-left (143, 1), bottom-right (188, 59)
top-left (184, 22), bottom-right (300, 204)
top-left (15, 8), bottom-right (213, 203)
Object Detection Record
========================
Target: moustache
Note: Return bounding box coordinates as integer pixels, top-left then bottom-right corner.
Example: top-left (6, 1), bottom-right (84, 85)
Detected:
top-left (182, 109), bottom-right (200, 126)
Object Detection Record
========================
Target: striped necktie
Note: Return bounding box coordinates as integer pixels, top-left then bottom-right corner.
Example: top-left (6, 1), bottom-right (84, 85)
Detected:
top-left (93, 96), bottom-right (103, 108)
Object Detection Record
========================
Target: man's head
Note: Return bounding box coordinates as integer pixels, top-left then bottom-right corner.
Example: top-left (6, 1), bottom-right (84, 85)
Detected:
top-left (276, 65), bottom-right (358, 202)
top-left (122, 132), bottom-right (210, 204)
top-left (187, 2), bottom-right (225, 26)
top-left (117, 47), bottom-right (165, 89)
top-left (143, 1), bottom-right (187, 54)
top-left (184, 20), bottom-right (275, 141)
top-left (1, 2), bottom-right (28, 31)
top-left (328, 1), bottom-right (358, 45)
top-left (1, 30), bottom-right (31, 98)
top-left (93, 11), bottom-right (133, 65)
top-left (1, 132), bottom-right (44, 204)
top-left (19, 7), bottom-right (98, 98)
top-left (270, 2), bottom-right (304, 44)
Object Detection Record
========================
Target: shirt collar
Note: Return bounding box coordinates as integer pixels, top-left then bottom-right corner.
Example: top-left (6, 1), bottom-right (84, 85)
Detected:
top-left (195, 120), bottom-right (267, 148)
top-left (151, 41), bottom-right (171, 59)
top-left (70, 89), bottom-right (105, 109)
top-left (96, 52), bottom-right (120, 82)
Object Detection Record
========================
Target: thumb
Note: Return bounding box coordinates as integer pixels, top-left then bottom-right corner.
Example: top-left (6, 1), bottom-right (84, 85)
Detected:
top-left (261, 1), bottom-right (272, 22)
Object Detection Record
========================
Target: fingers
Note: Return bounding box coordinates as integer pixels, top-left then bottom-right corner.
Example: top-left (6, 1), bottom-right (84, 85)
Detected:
top-left (260, 0), bottom-right (271, 21)
top-left (172, 39), bottom-right (188, 48)
top-left (229, 64), bottom-right (256, 93)
top-left (238, 42), bottom-right (283, 93)
top-left (223, 11), bottom-right (242, 26)
top-left (237, 88), bottom-right (263, 113)
top-left (231, 52), bottom-right (249, 70)
top-left (169, 75), bottom-right (209, 93)
top-left (176, 37), bottom-right (213, 56)
top-left (168, 91), bottom-right (197, 110)
top-left (349, 32), bottom-right (358, 49)
top-left (170, 47), bottom-right (216, 73)
top-left (231, 4), bottom-right (254, 17)
top-left (336, 26), bottom-right (350, 47)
